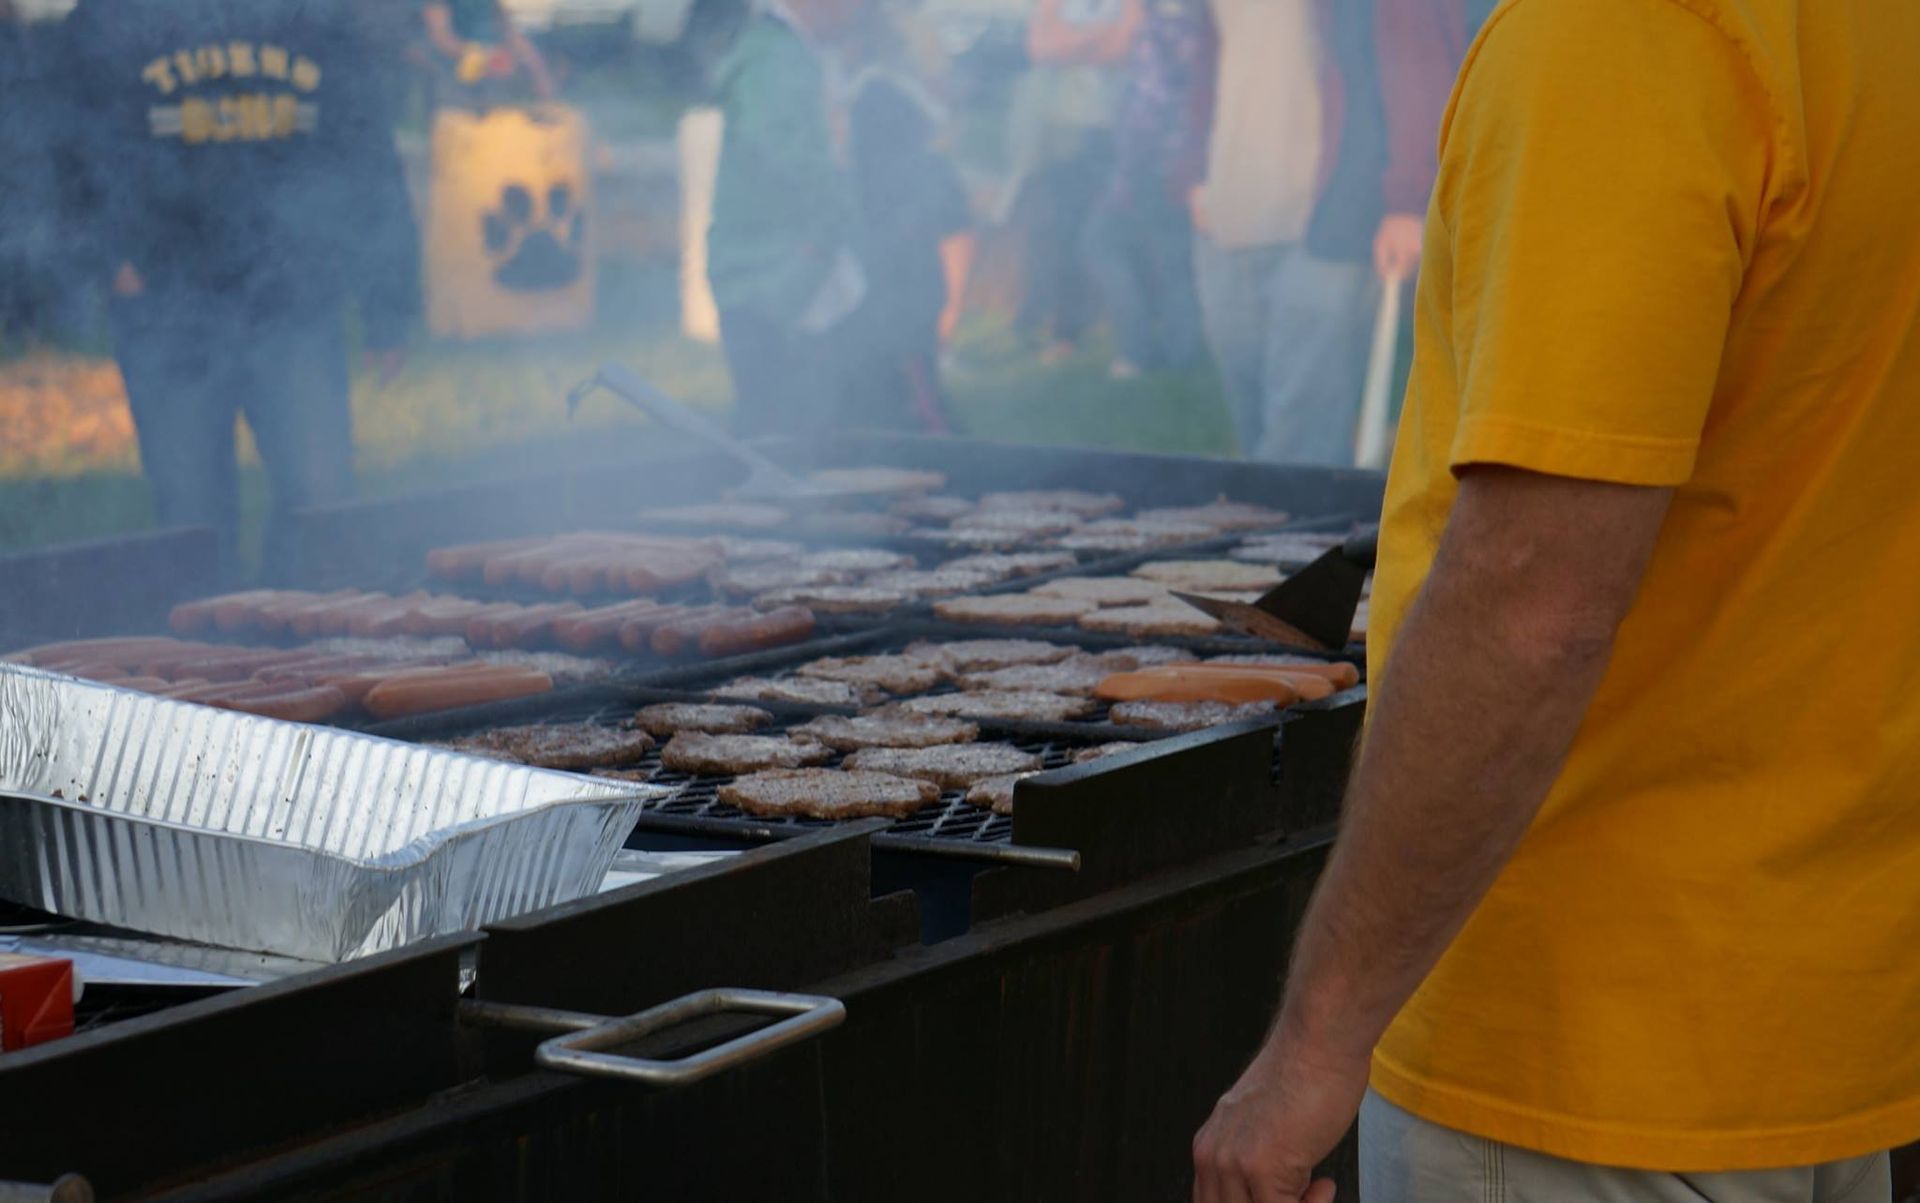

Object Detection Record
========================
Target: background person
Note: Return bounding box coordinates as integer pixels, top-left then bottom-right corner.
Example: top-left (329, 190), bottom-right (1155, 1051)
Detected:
top-left (68, 0), bottom-right (420, 583)
top-left (1078, 0), bottom-right (1212, 380)
top-left (1187, 0), bottom-right (1321, 457)
top-left (419, 0), bottom-right (557, 107)
top-left (706, 0), bottom-right (866, 437)
top-left (1002, 0), bottom-right (1136, 363)
top-left (1193, 0), bottom-right (1920, 1198)
top-left (839, 3), bottom-right (971, 432)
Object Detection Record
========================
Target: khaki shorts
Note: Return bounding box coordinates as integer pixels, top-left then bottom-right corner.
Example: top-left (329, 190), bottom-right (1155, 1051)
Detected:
top-left (1359, 1090), bottom-right (1891, 1203)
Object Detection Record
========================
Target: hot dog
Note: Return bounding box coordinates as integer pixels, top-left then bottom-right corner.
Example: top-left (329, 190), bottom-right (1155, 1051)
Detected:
top-left (361, 666), bottom-right (553, 720)
top-left (23, 636), bottom-right (186, 665)
top-left (345, 592), bottom-right (433, 638)
top-left (651, 607), bottom-right (745, 657)
top-left (207, 684), bottom-right (351, 723)
top-left (405, 599), bottom-right (516, 637)
top-left (427, 536), bottom-right (545, 582)
top-left (696, 606), bottom-right (816, 659)
top-left (211, 590), bottom-right (301, 634)
top-left (554, 600), bottom-right (675, 652)
top-left (1095, 666), bottom-right (1334, 706)
top-left (616, 605), bottom-right (704, 654)
top-left (1197, 659), bottom-right (1360, 690)
top-left (465, 602), bottom-right (583, 649)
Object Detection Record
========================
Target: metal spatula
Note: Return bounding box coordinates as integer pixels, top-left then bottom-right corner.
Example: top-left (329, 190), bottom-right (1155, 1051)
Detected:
top-left (565, 363), bottom-right (830, 502)
top-left (1171, 530), bottom-right (1377, 651)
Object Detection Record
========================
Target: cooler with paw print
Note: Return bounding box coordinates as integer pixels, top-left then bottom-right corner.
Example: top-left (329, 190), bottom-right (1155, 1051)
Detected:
top-left (424, 102), bottom-right (596, 338)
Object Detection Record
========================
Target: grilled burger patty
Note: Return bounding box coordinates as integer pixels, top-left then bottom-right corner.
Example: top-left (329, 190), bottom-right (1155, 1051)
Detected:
top-left (1030, 577), bottom-right (1172, 606)
top-left (711, 676), bottom-right (883, 707)
top-left (1108, 699), bottom-right (1280, 731)
top-left (793, 654), bottom-right (947, 695)
top-left (904, 639), bottom-right (1075, 671)
top-left (719, 768), bottom-right (941, 818)
top-left (932, 595), bottom-right (1095, 627)
top-left (956, 654), bottom-right (1137, 696)
top-left (1130, 559), bottom-right (1284, 592)
top-left (889, 690), bottom-right (1098, 723)
top-left (634, 702), bottom-right (774, 737)
top-left (659, 732), bottom-right (832, 776)
top-left (975, 489), bottom-right (1125, 518)
top-left (788, 713), bottom-right (980, 751)
top-left (1078, 604), bottom-right (1222, 638)
top-left (964, 771), bottom-right (1038, 816)
top-left (842, 743), bottom-right (1044, 789)
top-left (440, 722), bottom-right (654, 770)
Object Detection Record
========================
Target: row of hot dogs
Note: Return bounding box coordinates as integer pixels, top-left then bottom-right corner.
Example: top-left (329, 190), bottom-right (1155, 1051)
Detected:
top-left (2, 636), bottom-right (555, 723)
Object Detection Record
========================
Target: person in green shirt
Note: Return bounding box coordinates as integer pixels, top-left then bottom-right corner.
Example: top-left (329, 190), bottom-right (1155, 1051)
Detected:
top-left (705, 0), bottom-right (866, 437)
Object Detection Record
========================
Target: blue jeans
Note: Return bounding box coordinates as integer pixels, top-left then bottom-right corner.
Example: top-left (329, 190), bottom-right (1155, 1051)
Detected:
top-left (111, 294), bottom-right (354, 582)
top-left (1193, 236), bottom-right (1376, 465)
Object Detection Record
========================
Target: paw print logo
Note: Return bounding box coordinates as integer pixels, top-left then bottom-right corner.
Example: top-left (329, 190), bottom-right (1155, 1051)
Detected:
top-left (481, 181), bottom-right (586, 291)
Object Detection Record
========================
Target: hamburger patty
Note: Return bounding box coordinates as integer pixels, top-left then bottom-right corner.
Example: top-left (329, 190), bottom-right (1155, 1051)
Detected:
top-left (842, 743), bottom-right (1044, 789)
top-left (1072, 741), bottom-right (1143, 764)
top-left (904, 639), bottom-right (1075, 672)
top-left (1133, 498), bottom-right (1292, 532)
top-left (789, 712), bottom-right (980, 751)
top-left (441, 722), bottom-right (654, 770)
top-left (862, 568), bottom-right (999, 598)
top-left (1130, 559), bottom-right (1284, 592)
top-left (889, 690), bottom-right (1098, 723)
top-left (940, 551), bottom-right (1079, 580)
top-left (793, 548), bottom-right (917, 575)
top-left (1078, 604), bottom-right (1222, 638)
top-left (752, 585), bottom-right (908, 615)
top-left (1030, 577), bottom-right (1172, 606)
top-left (659, 732), bottom-right (832, 776)
top-left (634, 702), bottom-right (774, 737)
top-left (711, 676), bottom-right (883, 707)
top-left (956, 654), bottom-right (1137, 696)
top-left (932, 595), bottom-right (1095, 627)
top-left (976, 489), bottom-right (1126, 518)
top-left (1108, 699), bottom-right (1280, 732)
top-left (963, 772), bottom-right (1039, 816)
top-left (793, 654), bottom-right (948, 695)
top-left (719, 768), bottom-right (941, 818)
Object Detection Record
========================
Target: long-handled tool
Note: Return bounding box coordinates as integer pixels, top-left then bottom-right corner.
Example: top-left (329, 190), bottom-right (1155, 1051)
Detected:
top-left (1171, 529), bottom-right (1377, 652)
top-left (564, 363), bottom-right (828, 502)
top-left (1353, 274), bottom-right (1404, 470)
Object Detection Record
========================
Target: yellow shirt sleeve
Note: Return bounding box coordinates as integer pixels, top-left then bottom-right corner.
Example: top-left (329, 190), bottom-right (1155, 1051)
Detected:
top-left (1436, 0), bottom-right (1778, 485)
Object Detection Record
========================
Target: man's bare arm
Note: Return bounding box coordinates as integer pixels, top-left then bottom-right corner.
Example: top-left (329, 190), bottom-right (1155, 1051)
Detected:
top-left (1194, 467), bottom-right (1672, 1203)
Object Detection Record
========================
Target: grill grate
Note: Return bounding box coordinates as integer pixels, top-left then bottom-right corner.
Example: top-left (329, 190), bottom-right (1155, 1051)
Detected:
top-left (444, 697), bottom-right (1118, 851)
top-left (640, 729), bottom-right (1093, 848)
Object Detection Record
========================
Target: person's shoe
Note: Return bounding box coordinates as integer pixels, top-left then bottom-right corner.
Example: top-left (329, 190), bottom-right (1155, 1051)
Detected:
top-left (1108, 358), bottom-right (1143, 381)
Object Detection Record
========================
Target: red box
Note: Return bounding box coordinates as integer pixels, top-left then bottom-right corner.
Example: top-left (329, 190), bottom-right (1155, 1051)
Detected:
top-left (0, 953), bottom-right (75, 1051)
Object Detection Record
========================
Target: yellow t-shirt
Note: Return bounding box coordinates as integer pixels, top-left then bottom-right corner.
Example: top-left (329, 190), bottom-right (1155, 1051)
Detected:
top-left (1368, 0), bottom-right (1920, 1173)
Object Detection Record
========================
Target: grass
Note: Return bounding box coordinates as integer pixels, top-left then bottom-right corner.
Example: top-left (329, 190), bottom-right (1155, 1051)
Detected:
top-left (0, 297), bottom-right (1236, 562)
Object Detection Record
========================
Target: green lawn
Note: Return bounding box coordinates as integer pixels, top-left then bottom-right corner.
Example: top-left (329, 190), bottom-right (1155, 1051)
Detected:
top-left (0, 310), bottom-right (1237, 562)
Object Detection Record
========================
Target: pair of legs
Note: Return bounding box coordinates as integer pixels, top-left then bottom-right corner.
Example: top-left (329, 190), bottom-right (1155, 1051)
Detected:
top-left (720, 305), bottom-right (857, 439)
top-left (1362, 1091), bottom-right (1891, 1203)
top-left (1082, 185), bottom-right (1205, 373)
top-left (1193, 235), bottom-right (1376, 465)
top-left (111, 295), bottom-right (354, 583)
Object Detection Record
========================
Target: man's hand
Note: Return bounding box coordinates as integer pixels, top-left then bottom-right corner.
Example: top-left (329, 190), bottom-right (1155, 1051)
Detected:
top-left (363, 346), bottom-right (407, 388)
top-left (1373, 214), bottom-right (1424, 282)
top-left (1191, 469), bottom-right (1672, 1203)
top-left (1192, 1040), bottom-right (1362, 1203)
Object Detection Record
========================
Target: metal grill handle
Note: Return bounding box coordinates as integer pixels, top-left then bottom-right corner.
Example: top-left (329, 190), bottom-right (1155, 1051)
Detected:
top-left (463, 989), bottom-right (846, 1087)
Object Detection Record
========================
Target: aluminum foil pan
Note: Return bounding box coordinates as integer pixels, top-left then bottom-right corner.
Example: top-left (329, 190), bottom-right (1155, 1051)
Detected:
top-left (0, 666), bottom-right (673, 962)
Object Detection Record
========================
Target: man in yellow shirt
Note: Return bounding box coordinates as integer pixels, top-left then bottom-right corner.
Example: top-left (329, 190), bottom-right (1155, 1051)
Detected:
top-left (1193, 0), bottom-right (1920, 1199)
